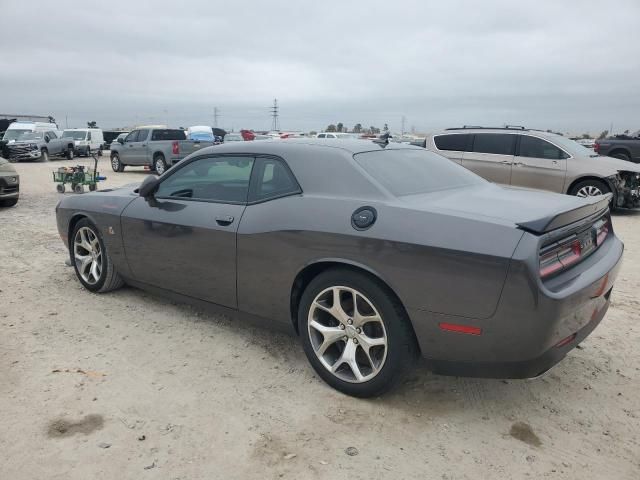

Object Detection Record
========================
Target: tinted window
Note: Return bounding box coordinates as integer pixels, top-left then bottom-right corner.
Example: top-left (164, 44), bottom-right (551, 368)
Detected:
top-left (250, 157), bottom-right (300, 202)
top-left (434, 134), bottom-right (472, 151)
top-left (137, 129), bottom-right (150, 142)
top-left (47, 131), bottom-right (57, 139)
top-left (354, 149), bottom-right (484, 197)
top-left (156, 156), bottom-right (254, 203)
top-left (518, 135), bottom-right (568, 159)
top-left (472, 134), bottom-right (516, 155)
top-left (151, 129), bottom-right (186, 141)
top-left (124, 130), bottom-right (139, 142)
top-left (317, 134), bottom-right (326, 138)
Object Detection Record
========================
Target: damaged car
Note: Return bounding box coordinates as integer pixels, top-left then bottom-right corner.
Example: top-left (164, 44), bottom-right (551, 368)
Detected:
top-left (420, 127), bottom-right (640, 209)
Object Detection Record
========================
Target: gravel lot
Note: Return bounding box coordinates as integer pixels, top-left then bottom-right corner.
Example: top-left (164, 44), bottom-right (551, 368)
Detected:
top-left (1, 155), bottom-right (639, 479)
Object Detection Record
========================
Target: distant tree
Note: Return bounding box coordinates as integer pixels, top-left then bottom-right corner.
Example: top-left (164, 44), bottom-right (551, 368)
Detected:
top-left (383, 123), bottom-right (389, 132)
top-left (597, 130), bottom-right (609, 140)
top-left (337, 122), bottom-right (344, 133)
top-left (326, 124), bottom-right (337, 132)
top-left (368, 126), bottom-right (380, 134)
top-left (582, 133), bottom-right (591, 139)
top-left (353, 123), bottom-right (362, 133)
top-left (87, 121), bottom-right (98, 128)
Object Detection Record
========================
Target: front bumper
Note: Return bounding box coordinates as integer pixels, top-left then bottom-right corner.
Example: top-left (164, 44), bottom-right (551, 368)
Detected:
top-left (0, 174), bottom-right (20, 199)
top-left (8, 150), bottom-right (40, 161)
top-left (409, 233), bottom-right (624, 379)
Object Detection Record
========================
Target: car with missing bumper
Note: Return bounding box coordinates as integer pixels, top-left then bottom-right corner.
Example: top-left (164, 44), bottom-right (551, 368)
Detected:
top-left (55, 139), bottom-right (623, 397)
top-left (419, 126), bottom-right (640, 209)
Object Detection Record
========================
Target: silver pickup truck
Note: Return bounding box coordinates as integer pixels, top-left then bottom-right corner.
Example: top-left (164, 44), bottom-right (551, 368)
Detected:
top-left (109, 128), bottom-right (213, 174)
top-left (4, 130), bottom-right (75, 162)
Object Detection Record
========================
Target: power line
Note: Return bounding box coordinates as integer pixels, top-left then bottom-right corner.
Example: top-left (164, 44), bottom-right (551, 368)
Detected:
top-left (270, 99), bottom-right (279, 131)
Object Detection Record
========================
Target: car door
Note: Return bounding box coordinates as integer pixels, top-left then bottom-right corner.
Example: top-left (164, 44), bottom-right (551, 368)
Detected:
top-left (510, 134), bottom-right (568, 193)
top-left (120, 130), bottom-right (139, 163)
top-left (461, 133), bottom-right (516, 184)
top-left (120, 154), bottom-right (255, 308)
top-left (45, 130), bottom-right (61, 155)
top-left (130, 129), bottom-right (150, 165)
top-left (432, 133), bottom-right (472, 164)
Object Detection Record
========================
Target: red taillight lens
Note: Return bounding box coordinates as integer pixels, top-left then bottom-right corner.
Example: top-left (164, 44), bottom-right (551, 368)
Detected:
top-left (540, 239), bottom-right (583, 278)
top-left (594, 142), bottom-right (600, 154)
top-left (596, 219), bottom-right (610, 246)
top-left (172, 141), bottom-right (179, 155)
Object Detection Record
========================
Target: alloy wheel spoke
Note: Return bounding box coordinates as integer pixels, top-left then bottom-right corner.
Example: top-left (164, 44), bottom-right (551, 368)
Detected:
top-left (331, 340), bottom-right (363, 381)
top-left (309, 320), bottom-right (346, 355)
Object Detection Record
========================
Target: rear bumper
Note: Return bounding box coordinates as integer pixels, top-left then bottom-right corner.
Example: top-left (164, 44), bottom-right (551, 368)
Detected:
top-left (409, 233), bottom-right (623, 379)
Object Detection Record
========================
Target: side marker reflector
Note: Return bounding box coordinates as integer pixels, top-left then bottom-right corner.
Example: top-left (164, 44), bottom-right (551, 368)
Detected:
top-left (439, 322), bottom-right (482, 336)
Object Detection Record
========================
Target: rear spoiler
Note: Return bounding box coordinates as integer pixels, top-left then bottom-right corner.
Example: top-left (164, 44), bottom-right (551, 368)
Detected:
top-left (517, 194), bottom-right (611, 234)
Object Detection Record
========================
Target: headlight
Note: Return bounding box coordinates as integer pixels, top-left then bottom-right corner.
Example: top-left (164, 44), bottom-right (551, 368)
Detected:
top-left (30, 143), bottom-right (38, 149)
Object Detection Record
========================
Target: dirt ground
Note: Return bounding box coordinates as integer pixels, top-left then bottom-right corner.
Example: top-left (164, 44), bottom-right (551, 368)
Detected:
top-left (1, 155), bottom-right (639, 480)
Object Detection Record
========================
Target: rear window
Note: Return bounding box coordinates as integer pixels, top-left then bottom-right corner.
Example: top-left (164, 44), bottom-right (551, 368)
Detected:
top-left (434, 134), bottom-right (472, 152)
top-left (152, 129), bottom-right (186, 141)
top-left (472, 134), bottom-right (516, 155)
top-left (354, 149), bottom-right (484, 197)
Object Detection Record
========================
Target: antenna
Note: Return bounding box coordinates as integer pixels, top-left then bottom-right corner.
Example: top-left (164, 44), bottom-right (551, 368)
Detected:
top-left (213, 107), bottom-right (220, 128)
top-left (270, 98), bottom-right (279, 131)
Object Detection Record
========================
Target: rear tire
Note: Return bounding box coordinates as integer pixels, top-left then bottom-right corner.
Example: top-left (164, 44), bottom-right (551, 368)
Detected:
top-left (610, 151), bottom-right (630, 162)
top-left (74, 184), bottom-right (84, 194)
top-left (71, 218), bottom-right (124, 293)
top-left (298, 268), bottom-right (417, 397)
top-left (153, 154), bottom-right (168, 175)
top-left (569, 179), bottom-right (611, 199)
top-left (111, 153), bottom-right (124, 172)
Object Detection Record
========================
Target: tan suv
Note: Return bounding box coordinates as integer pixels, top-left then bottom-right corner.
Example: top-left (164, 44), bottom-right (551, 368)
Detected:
top-left (423, 127), bottom-right (640, 209)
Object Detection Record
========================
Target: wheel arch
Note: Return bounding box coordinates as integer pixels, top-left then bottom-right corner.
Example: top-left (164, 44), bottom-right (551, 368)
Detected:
top-left (152, 151), bottom-right (165, 160)
top-left (608, 147), bottom-right (631, 159)
top-left (289, 259), bottom-right (419, 350)
top-left (566, 175), bottom-right (612, 195)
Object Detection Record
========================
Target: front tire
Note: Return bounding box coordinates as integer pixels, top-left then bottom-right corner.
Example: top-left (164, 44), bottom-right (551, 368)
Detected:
top-left (97, 148), bottom-right (103, 157)
top-left (153, 154), bottom-right (168, 175)
top-left (66, 147), bottom-right (74, 160)
top-left (569, 179), bottom-right (611, 199)
top-left (39, 149), bottom-right (49, 162)
top-left (71, 219), bottom-right (124, 293)
top-left (298, 268), bottom-right (416, 397)
top-left (111, 153), bottom-right (124, 172)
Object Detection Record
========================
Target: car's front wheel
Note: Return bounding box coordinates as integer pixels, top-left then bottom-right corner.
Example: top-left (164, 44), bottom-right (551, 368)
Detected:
top-left (66, 147), bottom-right (74, 160)
top-left (39, 149), bottom-right (49, 162)
top-left (111, 153), bottom-right (124, 172)
top-left (71, 218), bottom-right (124, 293)
top-left (570, 179), bottom-right (611, 199)
top-left (298, 268), bottom-right (416, 397)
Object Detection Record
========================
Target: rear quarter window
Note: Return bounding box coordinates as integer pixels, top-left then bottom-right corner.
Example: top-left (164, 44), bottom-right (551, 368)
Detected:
top-left (434, 134), bottom-right (472, 151)
top-left (151, 129), bottom-right (187, 141)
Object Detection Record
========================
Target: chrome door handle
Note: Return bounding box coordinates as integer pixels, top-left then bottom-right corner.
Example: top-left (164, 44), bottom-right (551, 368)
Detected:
top-left (501, 160), bottom-right (512, 164)
top-left (215, 215), bottom-right (234, 226)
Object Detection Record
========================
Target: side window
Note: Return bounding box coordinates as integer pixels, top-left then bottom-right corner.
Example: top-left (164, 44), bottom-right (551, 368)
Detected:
top-left (249, 157), bottom-right (301, 202)
top-left (137, 129), bottom-right (150, 142)
top-left (518, 135), bottom-right (568, 160)
top-left (125, 130), bottom-right (139, 142)
top-left (472, 134), bottom-right (516, 155)
top-left (434, 134), bottom-right (472, 152)
top-left (317, 134), bottom-right (326, 138)
top-left (47, 131), bottom-right (57, 139)
top-left (155, 156), bottom-right (254, 203)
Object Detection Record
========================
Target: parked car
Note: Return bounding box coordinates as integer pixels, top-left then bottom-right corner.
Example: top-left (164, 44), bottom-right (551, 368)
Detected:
top-left (61, 128), bottom-right (105, 157)
top-left (421, 127), bottom-right (640, 209)
top-left (316, 132), bottom-right (359, 139)
top-left (56, 139), bottom-right (622, 397)
top-left (0, 157), bottom-right (19, 207)
top-left (594, 130), bottom-right (640, 162)
top-left (1, 120), bottom-right (60, 143)
top-left (109, 128), bottom-right (213, 174)
top-left (3, 129), bottom-right (74, 162)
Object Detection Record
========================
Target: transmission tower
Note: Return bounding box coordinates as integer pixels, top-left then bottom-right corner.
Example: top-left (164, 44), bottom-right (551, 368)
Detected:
top-left (270, 98), bottom-right (280, 131)
top-left (213, 107), bottom-right (220, 128)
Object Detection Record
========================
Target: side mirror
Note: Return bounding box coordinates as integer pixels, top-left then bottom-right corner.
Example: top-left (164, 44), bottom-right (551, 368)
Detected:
top-left (117, 137), bottom-right (124, 144)
top-left (138, 175), bottom-right (160, 198)
top-left (44, 135), bottom-right (50, 143)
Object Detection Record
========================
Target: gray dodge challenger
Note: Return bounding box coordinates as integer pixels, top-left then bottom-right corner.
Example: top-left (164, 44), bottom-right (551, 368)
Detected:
top-left (55, 139), bottom-right (623, 397)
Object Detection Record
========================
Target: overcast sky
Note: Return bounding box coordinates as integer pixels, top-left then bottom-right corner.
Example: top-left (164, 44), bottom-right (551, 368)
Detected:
top-left (1, 0), bottom-right (639, 134)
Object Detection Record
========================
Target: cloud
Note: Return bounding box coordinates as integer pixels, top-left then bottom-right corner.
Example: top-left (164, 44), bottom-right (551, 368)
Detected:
top-left (1, 0), bottom-right (638, 133)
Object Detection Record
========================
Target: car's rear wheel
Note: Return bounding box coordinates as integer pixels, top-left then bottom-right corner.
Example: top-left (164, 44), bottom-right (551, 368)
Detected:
top-left (610, 151), bottom-right (630, 161)
top-left (153, 154), bottom-right (168, 175)
top-left (71, 219), bottom-right (124, 293)
top-left (298, 268), bottom-right (416, 397)
top-left (570, 179), bottom-right (611, 199)
top-left (111, 153), bottom-right (124, 172)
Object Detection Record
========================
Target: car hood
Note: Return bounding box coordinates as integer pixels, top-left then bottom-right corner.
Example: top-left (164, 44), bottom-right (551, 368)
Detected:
top-left (597, 155), bottom-right (640, 173)
top-left (401, 183), bottom-right (605, 229)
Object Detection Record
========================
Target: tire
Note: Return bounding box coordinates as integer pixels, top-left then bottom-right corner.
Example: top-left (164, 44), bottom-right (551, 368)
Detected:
top-left (39, 149), bottom-right (49, 162)
top-left (298, 268), bottom-right (417, 397)
top-left (569, 179), bottom-right (611, 199)
top-left (0, 198), bottom-right (18, 207)
top-left (71, 218), bottom-right (124, 293)
top-left (111, 153), bottom-right (124, 172)
top-left (74, 184), bottom-right (84, 194)
top-left (56, 184), bottom-right (65, 193)
top-left (97, 148), bottom-right (103, 157)
top-left (89, 183), bottom-right (97, 192)
top-left (86, 147), bottom-right (91, 157)
top-left (610, 151), bottom-right (630, 162)
top-left (66, 147), bottom-right (74, 160)
top-left (153, 154), bottom-right (168, 175)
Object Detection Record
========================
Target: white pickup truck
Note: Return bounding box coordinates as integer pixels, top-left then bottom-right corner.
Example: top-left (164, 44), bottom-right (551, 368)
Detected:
top-left (109, 128), bottom-right (213, 174)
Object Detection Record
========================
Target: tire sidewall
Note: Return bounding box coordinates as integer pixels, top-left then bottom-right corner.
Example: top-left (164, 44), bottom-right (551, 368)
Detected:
top-left (298, 269), bottom-right (414, 397)
top-left (570, 179), bottom-right (610, 197)
top-left (154, 155), bottom-right (167, 175)
top-left (111, 154), bottom-right (121, 172)
top-left (71, 219), bottom-right (108, 292)
top-left (41, 149), bottom-right (49, 162)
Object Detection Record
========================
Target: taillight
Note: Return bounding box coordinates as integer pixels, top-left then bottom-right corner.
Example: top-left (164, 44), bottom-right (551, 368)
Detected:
top-left (593, 142), bottom-right (600, 154)
top-left (540, 238), bottom-right (583, 278)
top-left (595, 218), bottom-right (610, 246)
top-left (172, 141), bottom-right (179, 155)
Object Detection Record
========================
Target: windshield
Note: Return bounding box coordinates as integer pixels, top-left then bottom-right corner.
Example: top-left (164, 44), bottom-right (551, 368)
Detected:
top-left (224, 134), bottom-right (242, 141)
top-left (18, 132), bottom-right (44, 141)
top-left (354, 148), bottom-right (485, 196)
top-left (189, 131), bottom-right (214, 141)
top-left (62, 130), bottom-right (87, 140)
top-left (3, 129), bottom-right (31, 141)
top-left (546, 135), bottom-right (597, 157)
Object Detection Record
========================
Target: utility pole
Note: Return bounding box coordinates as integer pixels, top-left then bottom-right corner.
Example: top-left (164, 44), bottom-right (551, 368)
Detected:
top-left (213, 107), bottom-right (220, 128)
top-left (65, 115), bottom-right (68, 129)
top-left (270, 98), bottom-right (279, 131)
top-left (401, 115), bottom-right (406, 137)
